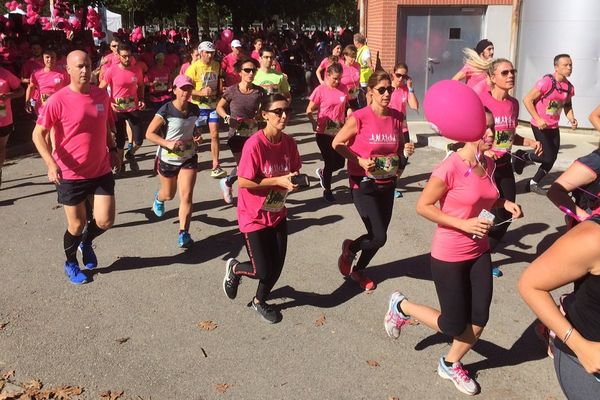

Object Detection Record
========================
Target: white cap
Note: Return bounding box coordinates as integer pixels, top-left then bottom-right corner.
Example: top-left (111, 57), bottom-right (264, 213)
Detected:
top-left (230, 39), bottom-right (242, 48)
top-left (198, 41), bottom-right (215, 52)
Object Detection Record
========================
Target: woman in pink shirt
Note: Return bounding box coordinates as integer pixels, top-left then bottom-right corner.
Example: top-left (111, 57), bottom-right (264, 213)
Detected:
top-left (306, 62), bottom-right (349, 202)
top-left (452, 39), bottom-right (494, 89)
top-left (145, 52), bottom-right (173, 113)
top-left (333, 70), bottom-right (415, 291)
top-left (315, 41), bottom-right (342, 84)
top-left (222, 93), bottom-right (302, 324)
top-left (383, 110), bottom-right (522, 396)
top-left (340, 45), bottom-right (361, 111)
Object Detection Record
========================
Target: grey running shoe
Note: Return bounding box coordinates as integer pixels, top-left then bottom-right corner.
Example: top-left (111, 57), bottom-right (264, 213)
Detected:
top-left (223, 258), bottom-right (241, 299)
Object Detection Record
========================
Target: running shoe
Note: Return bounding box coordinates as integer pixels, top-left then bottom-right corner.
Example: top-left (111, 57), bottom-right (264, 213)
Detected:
top-left (219, 177), bottom-right (233, 204)
top-left (323, 189), bottom-right (335, 203)
top-left (223, 258), bottom-right (241, 299)
top-left (350, 270), bottom-right (376, 291)
top-left (338, 239), bottom-right (355, 276)
top-left (512, 149), bottom-right (527, 175)
top-left (394, 189), bottom-right (403, 199)
top-left (152, 192), bottom-right (165, 217)
top-left (178, 231), bottom-right (193, 248)
top-left (210, 166), bottom-right (227, 179)
top-left (491, 266), bottom-right (503, 278)
top-left (249, 298), bottom-right (281, 324)
top-left (437, 357), bottom-right (480, 396)
top-left (125, 150), bottom-right (139, 172)
top-left (384, 291), bottom-right (411, 339)
top-left (529, 183), bottom-right (547, 196)
top-left (316, 167), bottom-right (325, 189)
top-left (78, 242), bottom-right (98, 269)
top-left (64, 261), bottom-right (87, 285)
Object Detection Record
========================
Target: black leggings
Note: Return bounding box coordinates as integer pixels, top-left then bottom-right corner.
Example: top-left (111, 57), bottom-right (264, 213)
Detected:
top-left (489, 156), bottom-right (515, 250)
top-left (349, 178), bottom-right (395, 270)
top-left (233, 220), bottom-right (287, 302)
top-left (315, 134), bottom-right (345, 191)
top-left (115, 111), bottom-right (144, 148)
top-left (431, 253), bottom-right (493, 337)
top-left (528, 126), bottom-right (560, 183)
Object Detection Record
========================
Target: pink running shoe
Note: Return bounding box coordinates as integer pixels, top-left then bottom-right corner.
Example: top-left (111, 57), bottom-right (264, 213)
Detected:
top-left (350, 270), bottom-right (376, 291)
top-left (338, 239), bottom-right (355, 276)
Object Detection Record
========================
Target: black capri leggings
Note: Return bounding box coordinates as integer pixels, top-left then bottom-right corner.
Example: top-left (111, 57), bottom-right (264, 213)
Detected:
top-left (430, 253), bottom-right (493, 337)
top-left (316, 134), bottom-right (345, 191)
top-left (528, 126), bottom-right (560, 183)
top-left (115, 111), bottom-right (144, 148)
top-left (233, 219), bottom-right (287, 302)
top-left (349, 177), bottom-right (395, 270)
top-left (489, 156), bottom-right (515, 250)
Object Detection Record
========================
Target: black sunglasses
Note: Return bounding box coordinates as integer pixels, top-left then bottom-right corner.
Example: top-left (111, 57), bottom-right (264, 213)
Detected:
top-left (499, 69), bottom-right (517, 77)
top-left (394, 73), bottom-right (407, 79)
top-left (265, 107), bottom-right (292, 117)
top-left (374, 86), bottom-right (394, 95)
top-left (242, 68), bottom-right (257, 74)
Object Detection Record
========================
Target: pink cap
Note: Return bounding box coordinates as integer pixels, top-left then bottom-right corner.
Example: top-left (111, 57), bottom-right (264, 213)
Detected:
top-left (173, 74), bottom-right (193, 88)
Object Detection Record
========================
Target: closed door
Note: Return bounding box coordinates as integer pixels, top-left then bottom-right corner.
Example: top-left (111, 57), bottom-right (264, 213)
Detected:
top-left (399, 7), bottom-right (484, 120)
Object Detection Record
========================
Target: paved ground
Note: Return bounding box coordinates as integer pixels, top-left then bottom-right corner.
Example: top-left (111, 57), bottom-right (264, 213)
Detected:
top-left (1, 108), bottom-right (597, 399)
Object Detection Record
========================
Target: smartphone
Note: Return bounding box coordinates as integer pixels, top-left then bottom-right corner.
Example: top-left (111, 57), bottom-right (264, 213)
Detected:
top-left (290, 174), bottom-right (309, 188)
top-left (473, 209), bottom-right (495, 239)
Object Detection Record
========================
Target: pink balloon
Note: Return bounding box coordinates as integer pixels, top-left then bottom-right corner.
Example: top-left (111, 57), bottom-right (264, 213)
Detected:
top-left (221, 28), bottom-right (233, 43)
top-left (423, 80), bottom-right (486, 142)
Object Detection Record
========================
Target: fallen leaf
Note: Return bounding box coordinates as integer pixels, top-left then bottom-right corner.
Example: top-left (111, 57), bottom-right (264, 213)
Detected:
top-left (198, 321), bottom-right (218, 331)
top-left (21, 379), bottom-right (42, 390)
top-left (99, 390), bottom-right (124, 399)
top-left (0, 389), bottom-right (24, 400)
top-left (51, 205), bottom-right (62, 210)
top-left (366, 360), bottom-right (380, 367)
top-left (34, 390), bottom-right (53, 400)
top-left (388, 397), bottom-right (400, 400)
top-left (0, 322), bottom-right (8, 330)
top-left (314, 314), bottom-right (326, 327)
top-left (215, 383), bottom-right (230, 394)
top-left (53, 385), bottom-right (83, 400)
top-left (115, 337), bottom-right (130, 344)
top-left (1, 370), bottom-right (15, 380)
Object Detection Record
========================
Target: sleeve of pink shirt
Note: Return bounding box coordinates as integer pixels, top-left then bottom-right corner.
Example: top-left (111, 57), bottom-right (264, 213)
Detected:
top-left (319, 58), bottom-right (329, 70)
top-left (237, 139), bottom-right (261, 181)
top-left (288, 137), bottom-right (302, 172)
top-left (431, 157), bottom-right (455, 189)
top-left (308, 85), bottom-right (321, 105)
top-left (36, 95), bottom-right (58, 129)
top-left (7, 69), bottom-right (20, 90)
top-left (534, 76), bottom-right (552, 96)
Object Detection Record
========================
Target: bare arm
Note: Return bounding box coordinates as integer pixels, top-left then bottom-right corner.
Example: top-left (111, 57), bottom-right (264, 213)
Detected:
top-left (145, 115), bottom-right (175, 150)
top-left (305, 100), bottom-right (318, 132)
top-left (332, 115), bottom-right (374, 172)
top-left (589, 104), bottom-right (600, 132)
top-left (238, 173), bottom-right (297, 191)
top-left (564, 102), bottom-right (577, 129)
top-left (523, 87), bottom-right (547, 129)
top-left (32, 124), bottom-right (61, 184)
top-left (548, 161), bottom-right (597, 218)
top-left (451, 69), bottom-right (466, 81)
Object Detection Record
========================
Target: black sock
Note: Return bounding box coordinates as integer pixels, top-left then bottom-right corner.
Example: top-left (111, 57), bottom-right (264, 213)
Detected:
top-left (64, 230), bottom-right (82, 263)
top-left (396, 299), bottom-right (409, 317)
top-left (81, 219), bottom-right (106, 245)
top-left (443, 357), bottom-right (453, 367)
top-left (226, 175), bottom-right (238, 186)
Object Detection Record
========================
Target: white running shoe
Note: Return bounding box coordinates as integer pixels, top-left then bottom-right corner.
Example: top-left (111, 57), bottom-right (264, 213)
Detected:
top-left (383, 291), bottom-right (410, 339)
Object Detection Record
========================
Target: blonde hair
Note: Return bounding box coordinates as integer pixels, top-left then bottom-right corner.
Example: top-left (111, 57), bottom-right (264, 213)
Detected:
top-left (463, 48), bottom-right (492, 73)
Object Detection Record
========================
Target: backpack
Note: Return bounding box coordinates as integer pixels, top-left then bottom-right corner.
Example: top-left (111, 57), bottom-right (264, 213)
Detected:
top-left (541, 73), bottom-right (573, 101)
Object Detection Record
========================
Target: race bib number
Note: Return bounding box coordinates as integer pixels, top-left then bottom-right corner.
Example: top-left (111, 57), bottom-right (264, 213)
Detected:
top-left (261, 189), bottom-right (288, 212)
top-left (236, 118), bottom-right (257, 137)
top-left (115, 96), bottom-right (136, 111)
top-left (41, 93), bottom-right (51, 104)
top-left (154, 79), bottom-right (168, 92)
top-left (492, 130), bottom-right (514, 152)
top-left (164, 142), bottom-right (195, 160)
top-left (546, 100), bottom-right (563, 116)
top-left (324, 119), bottom-right (342, 136)
top-left (367, 154), bottom-right (400, 179)
top-left (0, 103), bottom-right (6, 118)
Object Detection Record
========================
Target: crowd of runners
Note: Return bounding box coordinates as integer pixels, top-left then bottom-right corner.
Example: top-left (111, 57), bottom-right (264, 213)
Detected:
top-left (0, 26), bottom-right (598, 398)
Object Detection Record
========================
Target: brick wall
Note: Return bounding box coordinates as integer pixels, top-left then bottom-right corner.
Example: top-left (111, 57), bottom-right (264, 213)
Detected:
top-left (363, 0), bottom-right (512, 72)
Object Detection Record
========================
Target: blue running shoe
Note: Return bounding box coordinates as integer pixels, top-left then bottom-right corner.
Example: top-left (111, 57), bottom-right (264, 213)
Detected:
top-left (394, 189), bottom-right (403, 199)
top-left (492, 266), bottom-right (503, 278)
top-left (152, 192), bottom-right (164, 217)
top-left (78, 242), bottom-right (98, 269)
top-left (64, 261), bottom-right (87, 285)
top-left (178, 231), bottom-right (193, 248)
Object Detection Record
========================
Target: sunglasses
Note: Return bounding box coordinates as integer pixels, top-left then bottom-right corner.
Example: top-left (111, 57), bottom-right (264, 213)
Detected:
top-left (265, 107), bottom-right (292, 117)
top-left (394, 73), bottom-right (407, 79)
top-left (242, 68), bottom-right (257, 74)
top-left (374, 86), bottom-right (394, 95)
top-left (110, 44), bottom-right (118, 48)
top-left (499, 69), bottom-right (517, 77)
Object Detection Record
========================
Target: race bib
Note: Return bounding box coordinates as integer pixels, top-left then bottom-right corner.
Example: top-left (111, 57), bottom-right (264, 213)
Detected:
top-left (153, 79), bottom-right (168, 92)
top-left (323, 119), bottom-right (342, 136)
top-left (164, 141), bottom-right (195, 160)
top-left (115, 96), bottom-right (136, 111)
top-left (0, 103), bottom-right (6, 118)
top-left (236, 118), bottom-right (257, 137)
top-left (41, 93), bottom-right (51, 104)
top-left (366, 154), bottom-right (400, 179)
top-left (546, 100), bottom-right (563, 116)
top-left (492, 130), bottom-right (514, 152)
top-left (261, 189), bottom-right (288, 212)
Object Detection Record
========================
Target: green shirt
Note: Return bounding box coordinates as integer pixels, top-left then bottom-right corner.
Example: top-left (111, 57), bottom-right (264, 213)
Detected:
top-left (253, 69), bottom-right (290, 96)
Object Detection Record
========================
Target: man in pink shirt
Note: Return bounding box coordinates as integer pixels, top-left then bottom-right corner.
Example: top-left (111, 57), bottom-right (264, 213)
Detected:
top-left (222, 39), bottom-right (244, 88)
top-left (32, 50), bottom-right (119, 285)
top-left (20, 42), bottom-right (44, 111)
top-left (100, 43), bottom-right (145, 173)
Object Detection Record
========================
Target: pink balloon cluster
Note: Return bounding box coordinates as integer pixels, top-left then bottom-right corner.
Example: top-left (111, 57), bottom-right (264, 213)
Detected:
top-left (130, 26), bottom-right (143, 43)
top-left (4, 0), bottom-right (23, 12)
top-left (86, 7), bottom-right (105, 39)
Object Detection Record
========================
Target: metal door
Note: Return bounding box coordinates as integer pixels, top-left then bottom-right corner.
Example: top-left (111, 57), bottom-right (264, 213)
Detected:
top-left (398, 7), bottom-right (485, 120)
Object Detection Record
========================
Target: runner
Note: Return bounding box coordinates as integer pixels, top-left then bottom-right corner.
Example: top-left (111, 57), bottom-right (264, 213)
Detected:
top-left (222, 93), bottom-right (302, 324)
top-left (515, 54), bottom-right (577, 195)
top-left (222, 39), bottom-right (244, 88)
top-left (0, 64), bottom-right (24, 187)
top-left (340, 45), bottom-right (361, 111)
top-left (452, 39), bottom-right (494, 92)
top-left (519, 214), bottom-right (600, 400)
top-left (25, 48), bottom-right (69, 117)
top-left (253, 46), bottom-right (291, 100)
top-left (145, 52), bottom-right (173, 113)
top-left (353, 33), bottom-right (373, 109)
top-left (185, 41), bottom-right (227, 179)
top-left (215, 57), bottom-right (265, 204)
top-left (315, 41), bottom-right (342, 84)
top-left (480, 59), bottom-right (542, 277)
top-left (383, 110), bottom-right (522, 396)
top-left (179, 47), bottom-right (199, 75)
top-left (99, 43), bottom-right (145, 173)
top-left (20, 41), bottom-right (44, 112)
top-left (332, 70), bottom-right (414, 290)
top-left (250, 38), bottom-right (263, 62)
top-left (306, 62), bottom-right (349, 203)
top-left (31, 50), bottom-right (118, 285)
top-left (145, 75), bottom-right (201, 247)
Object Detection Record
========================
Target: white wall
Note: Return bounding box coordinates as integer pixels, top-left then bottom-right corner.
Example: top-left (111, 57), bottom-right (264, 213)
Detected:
top-left (483, 5), bottom-right (512, 60)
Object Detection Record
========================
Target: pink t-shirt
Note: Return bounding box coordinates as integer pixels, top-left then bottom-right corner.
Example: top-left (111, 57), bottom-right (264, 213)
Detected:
top-left (164, 53), bottom-right (180, 72)
top-left (103, 64), bottom-right (143, 112)
top-left (145, 65), bottom-right (172, 103)
top-left (479, 90), bottom-right (519, 156)
top-left (179, 62), bottom-right (190, 75)
top-left (221, 53), bottom-right (241, 87)
top-left (532, 75), bottom-right (575, 129)
top-left (37, 86), bottom-right (112, 180)
top-left (460, 64), bottom-right (487, 89)
top-left (389, 85), bottom-right (410, 133)
top-left (31, 68), bottom-right (69, 112)
top-left (251, 50), bottom-right (260, 62)
top-left (0, 67), bottom-right (23, 127)
top-left (237, 130), bottom-right (302, 233)
top-left (347, 106), bottom-right (404, 187)
top-left (430, 152), bottom-right (499, 262)
top-left (309, 82), bottom-right (348, 135)
top-left (319, 58), bottom-right (332, 73)
top-left (21, 57), bottom-right (44, 81)
top-left (341, 61), bottom-right (360, 99)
